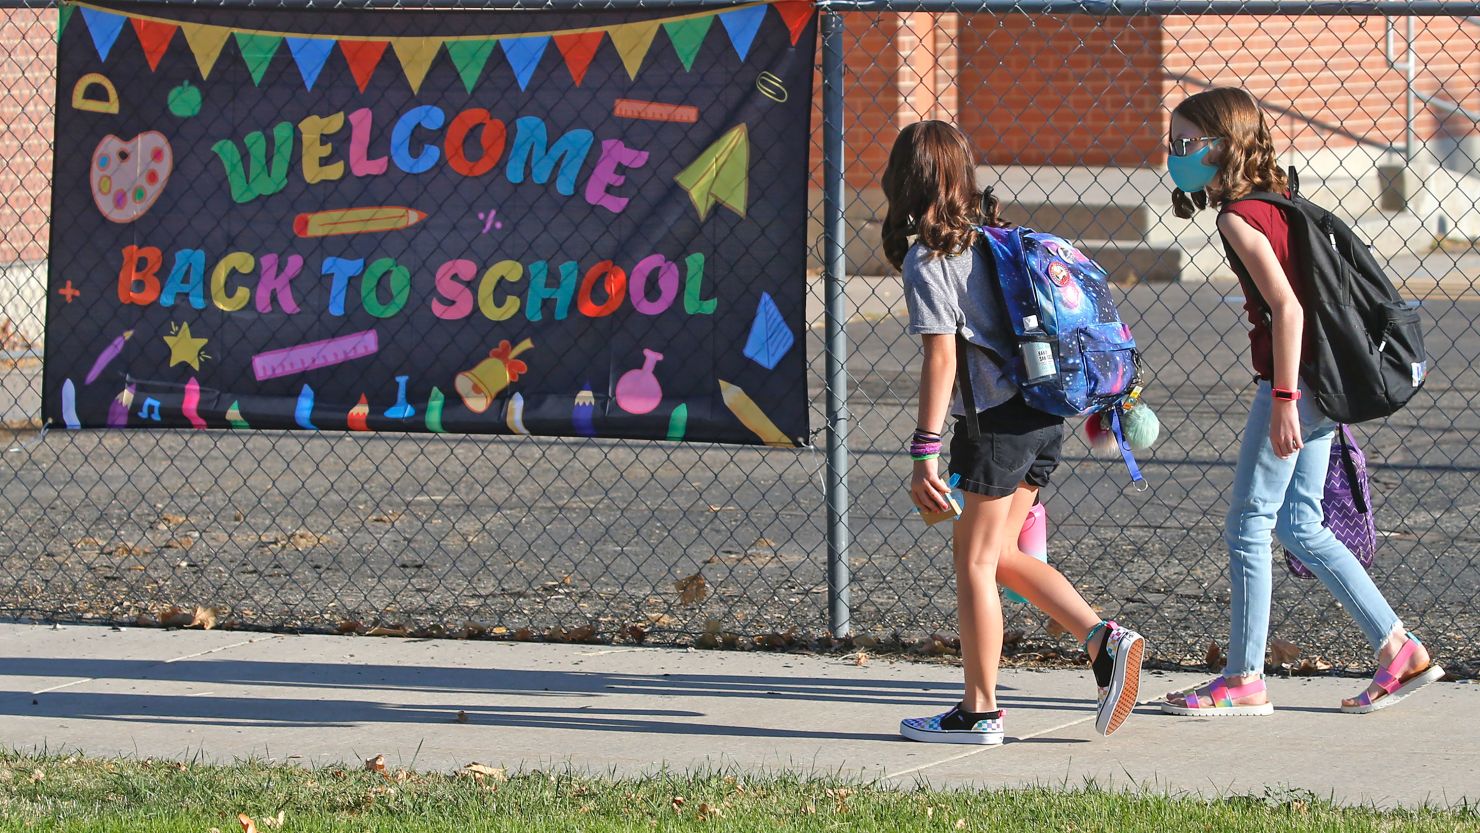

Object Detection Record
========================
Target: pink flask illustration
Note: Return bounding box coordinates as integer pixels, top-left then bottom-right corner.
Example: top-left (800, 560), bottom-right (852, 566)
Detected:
top-left (1005, 503), bottom-right (1049, 604)
top-left (614, 348), bottom-right (664, 415)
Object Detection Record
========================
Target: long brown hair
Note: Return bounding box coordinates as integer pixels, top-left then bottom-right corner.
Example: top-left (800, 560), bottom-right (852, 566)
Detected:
top-left (1170, 88), bottom-right (1288, 219)
top-left (881, 121), bottom-right (1007, 271)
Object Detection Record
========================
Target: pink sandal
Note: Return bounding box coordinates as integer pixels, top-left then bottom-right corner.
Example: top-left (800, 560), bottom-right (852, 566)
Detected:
top-left (1160, 675), bottom-right (1273, 717)
top-left (1341, 633), bottom-right (1445, 714)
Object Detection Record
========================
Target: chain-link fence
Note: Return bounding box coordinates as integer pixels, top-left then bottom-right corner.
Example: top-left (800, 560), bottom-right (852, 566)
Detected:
top-left (2, 0), bottom-right (1478, 678)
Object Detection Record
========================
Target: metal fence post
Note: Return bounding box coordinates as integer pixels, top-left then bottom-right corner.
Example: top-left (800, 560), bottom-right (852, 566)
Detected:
top-left (821, 9), bottom-right (851, 639)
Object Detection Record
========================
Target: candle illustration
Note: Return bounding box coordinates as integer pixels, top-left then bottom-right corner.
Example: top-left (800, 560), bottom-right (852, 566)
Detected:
top-left (718, 379), bottom-right (791, 447)
top-left (572, 385), bottom-right (596, 436)
top-left (85, 329), bottom-right (132, 385)
top-left (182, 377), bottom-right (207, 430)
top-left (426, 387), bottom-right (447, 433)
top-left (107, 383), bottom-right (134, 428)
top-left (61, 379), bottom-right (81, 429)
top-left (347, 394), bottom-right (370, 431)
top-left (456, 338), bottom-right (533, 413)
top-left (226, 400), bottom-right (250, 429)
top-left (507, 392), bottom-right (530, 435)
top-left (615, 348), bottom-right (664, 415)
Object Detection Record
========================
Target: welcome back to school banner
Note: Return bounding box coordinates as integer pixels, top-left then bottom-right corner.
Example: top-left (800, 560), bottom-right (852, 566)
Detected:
top-left (45, 0), bottom-right (815, 446)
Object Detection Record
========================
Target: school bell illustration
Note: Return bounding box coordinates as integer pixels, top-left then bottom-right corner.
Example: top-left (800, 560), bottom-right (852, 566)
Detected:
top-left (456, 338), bottom-right (533, 414)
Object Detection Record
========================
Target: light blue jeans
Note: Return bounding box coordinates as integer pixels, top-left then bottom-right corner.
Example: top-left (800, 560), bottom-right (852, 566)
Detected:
top-left (1223, 381), bottom-right (1402, 676)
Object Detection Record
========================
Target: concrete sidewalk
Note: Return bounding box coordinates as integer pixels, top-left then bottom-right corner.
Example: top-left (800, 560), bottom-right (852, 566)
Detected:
top-left (1, 624), bottom-right (1476, 808)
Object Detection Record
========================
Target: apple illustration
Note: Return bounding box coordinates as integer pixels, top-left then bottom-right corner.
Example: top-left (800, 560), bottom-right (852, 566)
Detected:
top-left (167, 81), bottom-right (201, 118)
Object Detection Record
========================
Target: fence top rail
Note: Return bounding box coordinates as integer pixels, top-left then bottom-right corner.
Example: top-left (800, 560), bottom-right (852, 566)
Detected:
top-left (3, 0), bottom-right (1480, 15)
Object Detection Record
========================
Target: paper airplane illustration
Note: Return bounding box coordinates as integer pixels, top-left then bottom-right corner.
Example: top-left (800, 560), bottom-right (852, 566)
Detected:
top-left (675, 124), bottom-right (749, 221)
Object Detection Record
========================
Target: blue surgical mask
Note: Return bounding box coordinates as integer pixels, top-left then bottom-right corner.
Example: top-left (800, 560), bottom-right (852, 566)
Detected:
top-left (1168, 144), bottom-right (1218, 193)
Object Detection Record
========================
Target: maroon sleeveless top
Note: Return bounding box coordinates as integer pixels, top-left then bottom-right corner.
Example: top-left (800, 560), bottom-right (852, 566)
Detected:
top-left (1221, 199), bottom-right (1312, 381)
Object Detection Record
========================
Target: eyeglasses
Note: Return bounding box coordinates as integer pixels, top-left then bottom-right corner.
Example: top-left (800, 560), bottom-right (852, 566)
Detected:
top-left (1168, 136), bottom-right (1221, 157)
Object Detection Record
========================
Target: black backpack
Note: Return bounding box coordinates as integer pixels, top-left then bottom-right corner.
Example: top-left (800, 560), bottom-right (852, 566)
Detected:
top-left (1220, 168), bottom-right (1427, 424)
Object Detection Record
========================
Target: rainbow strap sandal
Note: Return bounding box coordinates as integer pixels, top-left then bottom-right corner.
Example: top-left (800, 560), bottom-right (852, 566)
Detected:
top-left (1341, 633), bottom-right (1445, 714)
top-left (1160, 675), bottom-right (1274, 717)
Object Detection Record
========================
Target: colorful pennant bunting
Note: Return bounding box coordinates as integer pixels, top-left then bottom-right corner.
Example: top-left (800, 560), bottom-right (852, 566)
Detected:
top-left (663, 16), bottom-right (713, 73)
top-left (181, 22), bottom-right (232, 79)
top-left (393, 37), bottom-right (443, 94)
top-left (79, 7), bottom-right (125, 62)
top-left (56, 3), bottom-right (76, 44)
top-left (774, 1), bottom-right (814, 46)
top-left (340, 40), bottom-right (388, 93)
top-left (609, 19), bottom-right (660, 81)
top-left (234, 32), bottom-right (282, 86)
top-left (286, 37), bottom-right (335, 90)
top-left (446, 40), bottom-right (496, 94)
top-left (131, 18), bottom-right (177, 72)
top-left (61, 1), bottom-right (803, 93)
top-left (553, 32), bottom-right (603, 87)
top-left (719, 5), bottom-right (766, 61)
top-left (500, 36), bottom-right (549, 92)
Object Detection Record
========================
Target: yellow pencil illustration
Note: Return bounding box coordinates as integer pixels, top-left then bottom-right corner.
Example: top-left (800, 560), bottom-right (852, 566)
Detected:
top-left (293, 205), bottom-right (427, 238)
top-left (718, 379), bottom-right (793, 448)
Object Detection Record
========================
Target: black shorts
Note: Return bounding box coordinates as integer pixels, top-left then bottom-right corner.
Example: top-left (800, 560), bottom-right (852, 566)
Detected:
top-left (948, 395), bottom-right (1065, 497)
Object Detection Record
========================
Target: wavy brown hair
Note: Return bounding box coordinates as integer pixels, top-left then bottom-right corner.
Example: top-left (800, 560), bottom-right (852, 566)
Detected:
top-left (1170, 88), bottom-right (1288, 219)
top-left (881, 121), bottom-right (1006, 271)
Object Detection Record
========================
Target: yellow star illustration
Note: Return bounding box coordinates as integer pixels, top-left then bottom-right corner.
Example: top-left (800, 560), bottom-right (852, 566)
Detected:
top-left (163, 322), bottom-right (209, 370)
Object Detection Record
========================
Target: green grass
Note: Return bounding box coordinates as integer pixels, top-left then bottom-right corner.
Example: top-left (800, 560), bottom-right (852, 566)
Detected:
top-left (0, 750), bottom-right (1475, 832)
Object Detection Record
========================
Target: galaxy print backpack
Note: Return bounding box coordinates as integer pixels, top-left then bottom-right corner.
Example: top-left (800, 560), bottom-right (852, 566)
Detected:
top-left (975, 226), bottom-right (1140, 417)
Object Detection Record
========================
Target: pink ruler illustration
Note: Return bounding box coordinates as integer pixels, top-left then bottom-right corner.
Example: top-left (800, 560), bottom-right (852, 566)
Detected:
top-left (251, 330), bottom-right (380, 381)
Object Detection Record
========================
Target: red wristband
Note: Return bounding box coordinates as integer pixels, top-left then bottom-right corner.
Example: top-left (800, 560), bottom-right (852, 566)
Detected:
top-left (1272, 387), bottom-right (1301, 401)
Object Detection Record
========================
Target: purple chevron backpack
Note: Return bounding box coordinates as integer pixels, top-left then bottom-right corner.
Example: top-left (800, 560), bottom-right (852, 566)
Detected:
top-left (1285, 425), bottom-right (1376, 578)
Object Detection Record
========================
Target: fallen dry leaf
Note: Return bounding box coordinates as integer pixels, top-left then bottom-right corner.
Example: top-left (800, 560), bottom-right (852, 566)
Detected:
top-left (287, 530), bottom-right (329, 550)
top-left (460, 763), bottom-right (506, 782)
top-left (491, 626), bottom-right (510, 635)
top-left (160, 606), bottom-right (194, 628)
top-left (369, 511), bottom-right (402, 524)
top-left (1205, 642), bottom-right (1225, 671)
top-left (29, 769), bottom-right (42, 783)
top-left (336, 620), bottom-right (364, 635)
top-left (189, 605), bottom-right (217, 630)
top-left (456, 710), bottom-right (469, 724)
top-left (1270, 638), bottom-right (1301, 666)
top-left (260, 810), bottom-right (285, 829)
top-left (853, 652), bottom-right (869, 667)
top-left (625, 624), bottom-right (648, 643)
top-left (74, 536), bottom-right (103, 549)
top-left (364, 754), bottom-right (386, 774)
top-left (955, 820), bottom-right (967, 829)
top-left (646, 613), bottom-right (676, 627)
top-left (675, 573), bottom-right (708, 606)
top-left (671, 796), bottom-right (686, 811)
top-left (697, 802), bottom-right (721, 820)
top-left (162, 537), bottom-right (195, 551)
top-left (237, 813), bottom-right (256, 833)
top-left (566, 624), bottom-right (597, 643)
top-left (159, 513), bottom-right (187, 527)
top-left (112, 543), bottom-right (149, 558)
top-left (365, 625), bottom-right (409, 637)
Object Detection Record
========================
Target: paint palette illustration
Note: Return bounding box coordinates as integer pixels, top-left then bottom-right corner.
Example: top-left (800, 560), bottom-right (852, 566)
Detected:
top-left (90, 131), bottom-right (173, 223)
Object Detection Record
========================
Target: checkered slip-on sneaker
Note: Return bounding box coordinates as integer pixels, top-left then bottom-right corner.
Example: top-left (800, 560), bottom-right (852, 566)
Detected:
top-left (1095, 622), bottom-right (1145, 737)
top-left (899, 704), bottom-right (1004, 745)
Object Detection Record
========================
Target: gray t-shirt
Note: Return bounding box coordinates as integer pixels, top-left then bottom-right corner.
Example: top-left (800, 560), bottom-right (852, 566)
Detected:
top-left (901, 241), bottom-right (1018, 415)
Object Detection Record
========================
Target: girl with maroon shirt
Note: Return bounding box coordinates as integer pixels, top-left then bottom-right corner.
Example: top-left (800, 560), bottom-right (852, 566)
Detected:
top-left (1158, 88), bottom-right (1443, 717)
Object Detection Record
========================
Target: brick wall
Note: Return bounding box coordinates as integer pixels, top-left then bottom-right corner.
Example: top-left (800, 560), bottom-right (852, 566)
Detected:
top-left (0, 10), bottom-right (55, 265)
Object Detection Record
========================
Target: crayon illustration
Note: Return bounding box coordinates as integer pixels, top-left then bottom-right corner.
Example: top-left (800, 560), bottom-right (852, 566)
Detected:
top-left (293, 206), bottom-right (427, 238)
top-left (226, 400), bottom-right (250, 429)
top-left (85, 329), bottom-right (132, 385)
top-left (506, 392), bottom-right (530, 435)
top-left (456, 339), bottom-right (532, 414)
top-left (347, 394), bottom-right (370, 431)
top-left (107, 384), bottom-right (135, 428)
top-left (182, 377), bottom-right (207, 429)
top-left (295, 385), bottom-right (317, 430)
top-left (61, 379), bottom-right (81, 429)
top-left (667, 403), bottom-right (688, 441)
top-left (426, 387), bottom-right (447, 433)
top-left (718, 379), bottom-right (791, 447)
top-left (572, 385), bottom-right (595, 437)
